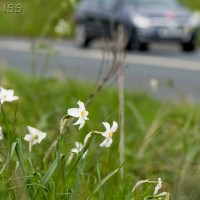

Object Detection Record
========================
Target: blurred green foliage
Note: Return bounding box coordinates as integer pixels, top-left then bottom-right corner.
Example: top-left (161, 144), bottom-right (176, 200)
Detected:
top-left (0, 0), bottom-right (77, 37)
top-left (180, 0), bottom-right (200, 10)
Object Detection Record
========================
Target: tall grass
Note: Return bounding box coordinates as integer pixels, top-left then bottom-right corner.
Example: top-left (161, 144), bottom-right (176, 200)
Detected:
top-left (0, 69), bottom-right (200, 199)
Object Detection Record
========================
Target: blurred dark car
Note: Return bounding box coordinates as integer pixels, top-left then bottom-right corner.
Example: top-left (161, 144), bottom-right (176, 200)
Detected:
top-left (75, 0), bottom-right (200, 51)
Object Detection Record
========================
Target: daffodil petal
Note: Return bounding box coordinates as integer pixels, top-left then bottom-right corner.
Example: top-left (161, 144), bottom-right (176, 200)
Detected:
top-left (6, 96), bottom-right (19, 102)
top-left (105, 138), bottom-right (113, 147)
top-left (4, 89), bottom-right (14, 96)
top-left (37, 132), bottom-right (47, 143)
top-left (100, 138), bottom-right (108, 147)
top-left (74, 117), bottom-right (85, 129)
top-left (67, 108), bottom-right (80, 117)
top-left (71, 148), bottom-right (79, 154)
top-left (27, 126), bottom-right (38, 136)
top-left (73, 117), bottom-right (83, 125)
top-left (24, 134), bottom-right (33, 142)
top-left (102, 122), bottom-right (110, 132)
top-left (78, 120), bottom-right (85, 129)
top-left (102, 132), bottom-right (109, 138)
top-left (111, 121), bottom-right (118, 132)
top-left (77, 100), bottom-right (85, 111)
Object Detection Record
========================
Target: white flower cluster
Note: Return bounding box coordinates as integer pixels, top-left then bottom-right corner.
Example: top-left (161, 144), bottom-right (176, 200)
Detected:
top-left (67, 100), bottom-right (118, 149)
top-left (0, 86), bottom-right (46, 151)
top-left (0, 87), bottom-right (118, 155)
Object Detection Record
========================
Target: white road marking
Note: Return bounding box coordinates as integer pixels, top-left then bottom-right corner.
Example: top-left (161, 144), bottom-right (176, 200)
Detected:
top-left (0, 39), bottom-right (200, 71)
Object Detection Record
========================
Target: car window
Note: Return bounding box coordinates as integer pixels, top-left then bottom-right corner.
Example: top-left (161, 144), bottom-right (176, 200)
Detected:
top-left (101, 0), bottom-right (117, 9)
top-left (83, 0), bottom-right (101, 5)
top-left (126, 0), bottom-right (180, 8)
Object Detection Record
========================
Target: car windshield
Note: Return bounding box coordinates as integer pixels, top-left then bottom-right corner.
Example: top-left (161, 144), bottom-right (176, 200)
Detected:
top-left (126, 0), bottom-right (180, 8)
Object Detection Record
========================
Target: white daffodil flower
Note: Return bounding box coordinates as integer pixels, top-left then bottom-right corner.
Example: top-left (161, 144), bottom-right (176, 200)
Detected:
top-left (0, 87), bottom-right (19, 104)
top-left (154, 177), bottom-right (162, 195)
top-left (67, 141), bottom-right (88, 164)
top-left (71, 141), bottom-right (88, 158)
top-left (0, 126), bottom-right (3, 140)
top-left (67, 100), bottom-right (89, 129)
top-left (100, 121), bottom-right (118, 148)
top-left (24, 126), bottom-right (46, 152)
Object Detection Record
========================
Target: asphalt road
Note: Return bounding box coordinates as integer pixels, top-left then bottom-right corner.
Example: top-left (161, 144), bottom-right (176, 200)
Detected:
top-left (0, 37), bottom-right (200, 101)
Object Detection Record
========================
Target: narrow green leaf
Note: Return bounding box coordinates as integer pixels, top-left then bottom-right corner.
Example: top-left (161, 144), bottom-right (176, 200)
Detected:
top-left (41, 155), bottom-right (59, 185)
top-left (87, 168), bottom-right (119, 200)
top-left (0, 157), bottom-right (9, 175)
top-left (15, 138), bottom-right (26, 175)
top-left (66, 148), bottom-right (86, 178)
top-left (10, 141), bottom-right (17, 159)
top-left (0, 141), bottom-right (17, 175)
top-left (9, 161), bottom-right (19, 180)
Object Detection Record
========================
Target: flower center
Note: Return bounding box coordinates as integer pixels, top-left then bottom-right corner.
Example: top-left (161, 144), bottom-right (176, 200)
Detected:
top-left (108, 131), bottom-right (113, 138)
top-left (34, 135), bottom-right (39, 140)
top-left (81, 111), bottom-right (87, 118)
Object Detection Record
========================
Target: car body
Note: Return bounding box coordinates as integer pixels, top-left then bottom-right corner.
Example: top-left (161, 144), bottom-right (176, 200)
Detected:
top-left (75, 0), bottom-right (200, 51)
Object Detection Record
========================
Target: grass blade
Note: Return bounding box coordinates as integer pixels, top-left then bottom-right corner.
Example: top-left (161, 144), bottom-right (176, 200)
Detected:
top-left (0, 141), bottom-right (17, 175)
top-left (41, 155), bottom-right (59, 185)
top-left (15, 138), bottom-right (26, 175)
top-left (87, 168), bottom-right (119, 200)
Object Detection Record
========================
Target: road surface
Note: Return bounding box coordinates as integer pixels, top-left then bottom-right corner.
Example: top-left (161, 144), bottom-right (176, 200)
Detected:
top-left (0, 37), bottom-right (200, 101)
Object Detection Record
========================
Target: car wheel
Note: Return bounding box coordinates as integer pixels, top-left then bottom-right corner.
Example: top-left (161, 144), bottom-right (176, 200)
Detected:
top-left (138, 42), bottom-right (149, 51)
top-left (181, 41), bottom-right (196, 52)
top-left (75, 24), bottom-right (90, 48)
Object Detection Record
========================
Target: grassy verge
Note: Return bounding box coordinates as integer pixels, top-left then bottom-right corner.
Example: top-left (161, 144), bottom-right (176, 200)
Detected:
top-left (0, 69), bottom-right (200, 199)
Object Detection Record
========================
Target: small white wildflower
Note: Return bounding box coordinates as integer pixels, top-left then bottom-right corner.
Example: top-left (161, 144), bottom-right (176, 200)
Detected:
top-left (24, 126), bottom-right (46, 152)
top-left (100, 121), bottom-right (118, 148)
top-left (149, 78), bottom-right (159, 92)
top-left (67, 141), bottom-right (88, 164)
top-left (154, 177), bottom-right (162, 195)
top-left (54, 19), bottom-right (70, 36)
top-left (0, 87), bottom-right (19, 104)
top-left (71, 141), bottom-right (88, 158)
top-left (0, 126), bottom-right (3, 140)
top-left (67, 100), bottom-right (89, 129)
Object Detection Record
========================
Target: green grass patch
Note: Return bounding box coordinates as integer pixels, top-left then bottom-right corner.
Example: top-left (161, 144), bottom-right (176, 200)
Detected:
top-left (0, 69), bottom-right (200, 199)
